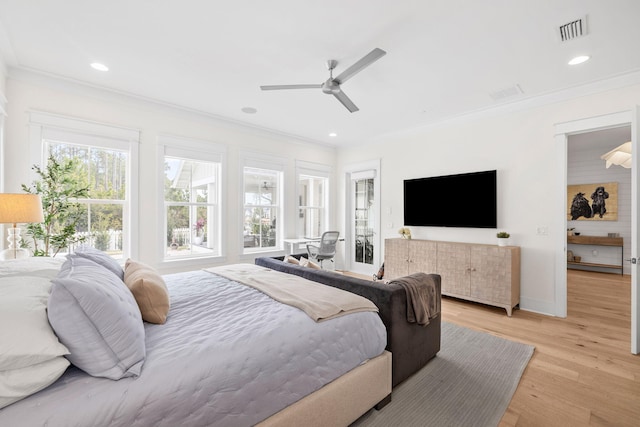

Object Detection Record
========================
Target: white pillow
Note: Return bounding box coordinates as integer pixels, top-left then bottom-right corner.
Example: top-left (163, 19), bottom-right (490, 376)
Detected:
top-left (0, 257), bottom-right (66, 280)
top-left (0, 276), bottom-right (69, 371)
top-left (299, 257), bottom-right (321, 269)
top-left (0, 357), bottom-right (70, 409)
top-left (0, 275), bottom-right (70, 409)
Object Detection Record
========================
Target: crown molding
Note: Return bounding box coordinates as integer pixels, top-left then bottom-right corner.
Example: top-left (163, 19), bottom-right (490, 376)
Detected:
top-left (7, 66), bottom-right (337, 151)
top-left (376, 68), bottom-right (640, 142)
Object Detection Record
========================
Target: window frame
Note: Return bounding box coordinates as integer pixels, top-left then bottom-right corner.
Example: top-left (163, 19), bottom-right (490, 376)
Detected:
top-left (239, 152), bottom-right (286, 255)
top-left (157, 135), bottom-right (226, 265)
top-left (295, 160), bottom-right (331, 239)
top-left (28, 112), bottom-right (139, 259)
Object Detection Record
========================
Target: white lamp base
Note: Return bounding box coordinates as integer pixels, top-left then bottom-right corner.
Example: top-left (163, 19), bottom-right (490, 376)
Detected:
top-left (0, 247), bottom-right (31, 260)
top-left (0, 226), bottom-right (31, 260)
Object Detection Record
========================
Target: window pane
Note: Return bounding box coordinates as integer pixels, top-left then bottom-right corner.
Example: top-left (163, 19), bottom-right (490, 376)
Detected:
top-left (164, 158), bottom-right (190, 202)
top-left (354, 178), bottom-right (374, 265)
top-left (243, 166), bottom-right (281, 252)
top-left (167, 205), bottom-right (189, 252)
top-left (89, 150), bottom-right (127, 200)
top-left (298, 174), bottom-right (327, 238)
top-left (243, 207), bottom-right (276, 249)
top-left (244, 168), bottom-right (278, 206)
top-left (49, 142), bottom-right (89, 168)
top-left (90, 204), bottom-right (124, 255)
top-left (49, 141), bottom-right (127, 201)
top-left (164, 156), bottom-right (220, 259)
top-left (44, 140), bottom-right (129, 259)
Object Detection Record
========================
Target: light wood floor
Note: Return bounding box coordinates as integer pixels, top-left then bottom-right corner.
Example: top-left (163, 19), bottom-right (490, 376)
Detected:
top-left (441, 270), bottom-right (640, 426)
top-left (345, 269), bottom-right (639, 425)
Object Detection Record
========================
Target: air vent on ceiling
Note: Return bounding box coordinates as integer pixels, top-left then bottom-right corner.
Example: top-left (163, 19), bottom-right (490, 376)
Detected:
top-left (558, 15), bottom-right (588, 42)
top-left (489, 84), bottom-right (523, 102)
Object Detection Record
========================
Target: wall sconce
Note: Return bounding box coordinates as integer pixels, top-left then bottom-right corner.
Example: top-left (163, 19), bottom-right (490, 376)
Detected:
top-left (0, 194), bottom-right (45, 260)
top-left (600, 141), bottom-right (632, 169)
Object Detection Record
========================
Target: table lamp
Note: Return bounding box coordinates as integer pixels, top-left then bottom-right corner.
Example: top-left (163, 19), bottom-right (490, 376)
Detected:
top-left (0, 194), bottom-right (44, 260)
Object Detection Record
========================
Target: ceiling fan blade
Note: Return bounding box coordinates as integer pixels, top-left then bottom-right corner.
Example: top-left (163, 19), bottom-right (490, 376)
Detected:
top-left (333, 48), bottom-right (386, 84)
top-left (333, 90), bottom-right (359, 113)
top-left (260, 84), bottom-right (322, 90)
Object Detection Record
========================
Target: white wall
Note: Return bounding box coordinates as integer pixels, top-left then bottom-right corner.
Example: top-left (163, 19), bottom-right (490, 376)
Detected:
top-left (0, 52), bottom-right (7, 192)
top-left (567, 137), bottom-right (632, 274)
top-left (336, 83), bottom-right (640, 316)
top-left (3, 71), bottom-right (337, 273)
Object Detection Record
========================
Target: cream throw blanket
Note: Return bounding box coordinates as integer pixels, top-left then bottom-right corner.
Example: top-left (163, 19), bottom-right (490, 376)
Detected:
top-left (204, 264), bottom-right (378, 322)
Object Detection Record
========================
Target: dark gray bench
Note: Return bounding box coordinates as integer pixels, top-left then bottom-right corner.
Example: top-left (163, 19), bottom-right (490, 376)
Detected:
top-left (255, 255), bottom-right (441, 387)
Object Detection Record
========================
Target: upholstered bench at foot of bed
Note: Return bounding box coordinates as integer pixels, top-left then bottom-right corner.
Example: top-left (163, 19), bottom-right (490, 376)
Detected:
top-left (254, 255), bottom-right (441, 387)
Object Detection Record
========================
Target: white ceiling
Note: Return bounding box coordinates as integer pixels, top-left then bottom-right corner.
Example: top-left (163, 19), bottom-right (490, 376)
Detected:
top-left (1, 0), bottom-right (639, 147)
top-left (568, 125), bottom-right (631, 153)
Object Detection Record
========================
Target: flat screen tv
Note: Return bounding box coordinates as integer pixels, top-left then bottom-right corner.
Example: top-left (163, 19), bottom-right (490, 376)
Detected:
top-left (404, 170), bottom-right (497, 228)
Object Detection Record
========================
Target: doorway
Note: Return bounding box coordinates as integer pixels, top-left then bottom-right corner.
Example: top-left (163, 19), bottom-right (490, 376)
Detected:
top-left (345, 159), bottom-right (381, 276)
top-left (555, 109), bottom-right (639, 354)
top-left (566, 126), bottom-right (633, 326)
top-left (567, 126), bottom-right (632, 275)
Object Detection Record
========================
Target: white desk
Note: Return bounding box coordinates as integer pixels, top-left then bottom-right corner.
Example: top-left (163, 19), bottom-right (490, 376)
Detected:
top-left (283, 238), bottom-right (320, 255)
top-left (283, 237), bottom-right (344, 255)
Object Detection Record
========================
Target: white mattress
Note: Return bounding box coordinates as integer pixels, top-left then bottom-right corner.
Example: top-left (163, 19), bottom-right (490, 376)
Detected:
top-left (0, 268), bottom-right (387, 427)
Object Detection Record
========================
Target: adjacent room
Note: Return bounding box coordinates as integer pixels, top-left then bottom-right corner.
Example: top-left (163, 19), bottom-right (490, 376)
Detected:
top-left (1, 1), bottom-right (639, 426)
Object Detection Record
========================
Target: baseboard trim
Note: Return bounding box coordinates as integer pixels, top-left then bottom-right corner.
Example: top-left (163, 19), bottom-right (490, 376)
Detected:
top-left (519, 296), bottom-right (556, 317)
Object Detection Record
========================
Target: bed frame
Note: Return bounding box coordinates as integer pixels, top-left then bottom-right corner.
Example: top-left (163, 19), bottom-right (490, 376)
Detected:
top-left (259, 351), bottom-right (392, 426)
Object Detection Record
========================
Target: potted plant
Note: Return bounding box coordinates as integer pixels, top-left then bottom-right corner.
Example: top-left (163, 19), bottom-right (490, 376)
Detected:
top-left (398, 227), bottom-right (412, 239)
top-left (21, 155), bottom-right (90, 257)
top-left (193, 217), bottom-right (206, 245)
top-left (496, 231), bottom-right (510, 246)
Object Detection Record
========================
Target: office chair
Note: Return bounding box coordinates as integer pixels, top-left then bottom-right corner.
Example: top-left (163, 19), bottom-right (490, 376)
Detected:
top-left (306, 231), bottom-right (340, 268)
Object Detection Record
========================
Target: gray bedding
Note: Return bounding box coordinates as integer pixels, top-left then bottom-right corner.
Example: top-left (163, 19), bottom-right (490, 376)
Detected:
top-left (0, 269), bottom-right (387, 426)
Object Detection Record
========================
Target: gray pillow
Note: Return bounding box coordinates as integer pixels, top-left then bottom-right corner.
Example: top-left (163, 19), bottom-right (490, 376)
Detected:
top-left (48, 256), bottom-right (145, 380)
top-left (72, 245), bottom-right (124, 280)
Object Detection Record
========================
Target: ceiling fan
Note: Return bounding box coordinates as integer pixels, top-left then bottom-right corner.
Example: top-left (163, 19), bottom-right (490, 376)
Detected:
top-left (260, 48), bottom-right (387, 113)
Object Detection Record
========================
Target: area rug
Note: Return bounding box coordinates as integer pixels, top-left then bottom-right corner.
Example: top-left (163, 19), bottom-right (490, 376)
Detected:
top-left (352, 321), bottom-right (534, 427)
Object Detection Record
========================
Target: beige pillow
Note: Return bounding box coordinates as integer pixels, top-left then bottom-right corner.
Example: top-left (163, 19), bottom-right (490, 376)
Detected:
top-left (299, 257), bottom-right (321, 270)
top-left (284, 255), bottom-right (300, 265)
top-left (124, 259), bottom-right (170, 324)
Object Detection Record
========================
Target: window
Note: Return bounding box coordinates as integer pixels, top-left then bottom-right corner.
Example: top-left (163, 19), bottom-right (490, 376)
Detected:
top-left (46, 141), bottom-right (128, 258)
top-left (243, 166), bottom-right (282, 252)
top-left (160, 137), bottom-right (224, 261)
top-left (296, 161), bottom-right (330, 238)
top-left (29, 112), bottom-right (139, 260)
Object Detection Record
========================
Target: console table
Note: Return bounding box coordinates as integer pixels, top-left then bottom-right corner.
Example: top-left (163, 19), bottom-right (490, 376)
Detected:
top-left (567, 235), bottom-right (624, 275)
top-left (385, 238), bottom-right (520, 316)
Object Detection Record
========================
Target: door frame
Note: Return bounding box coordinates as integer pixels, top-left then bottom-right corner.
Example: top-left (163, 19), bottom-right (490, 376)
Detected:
top-left (554, 108), bottom-right (639, 354)
top-left (344, 159), bottom-right (381, 275)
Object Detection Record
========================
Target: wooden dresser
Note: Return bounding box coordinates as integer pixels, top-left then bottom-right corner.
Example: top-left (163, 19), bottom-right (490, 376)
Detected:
top-left (385, 238), bottom-right (521, 316)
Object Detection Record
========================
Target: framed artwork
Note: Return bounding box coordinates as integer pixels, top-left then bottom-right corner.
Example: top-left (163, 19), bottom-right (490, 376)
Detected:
top-left (567, 182), bottom-right (618, 221)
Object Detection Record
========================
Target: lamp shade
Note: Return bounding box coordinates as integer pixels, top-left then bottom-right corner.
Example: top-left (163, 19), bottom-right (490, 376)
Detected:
top-left (0, 194), bottom-right (45, 224)
top-left (600, 141), bottom-right (632, 169)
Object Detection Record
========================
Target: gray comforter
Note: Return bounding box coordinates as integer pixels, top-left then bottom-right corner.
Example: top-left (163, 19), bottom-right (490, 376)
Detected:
top-left (0, 269), bottom-right (387, 426)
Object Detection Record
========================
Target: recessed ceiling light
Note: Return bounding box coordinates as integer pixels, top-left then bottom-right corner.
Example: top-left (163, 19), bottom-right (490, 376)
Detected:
top-left (90, 62), bottom-right (109, 71)
top-left (241, 107), bottom-right (257, 114)
top-left (329, 132), bottom-right (337, 137)
top-left (568, 55), bottom-right (590, 65)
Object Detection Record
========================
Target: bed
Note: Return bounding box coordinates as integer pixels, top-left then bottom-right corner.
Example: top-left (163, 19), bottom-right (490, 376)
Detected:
top-left (0, 254), bottom-right (391, 427)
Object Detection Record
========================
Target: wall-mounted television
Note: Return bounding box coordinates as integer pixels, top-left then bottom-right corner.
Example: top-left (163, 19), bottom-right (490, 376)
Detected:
top-left (403, 170), bottom-right (497, 228)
